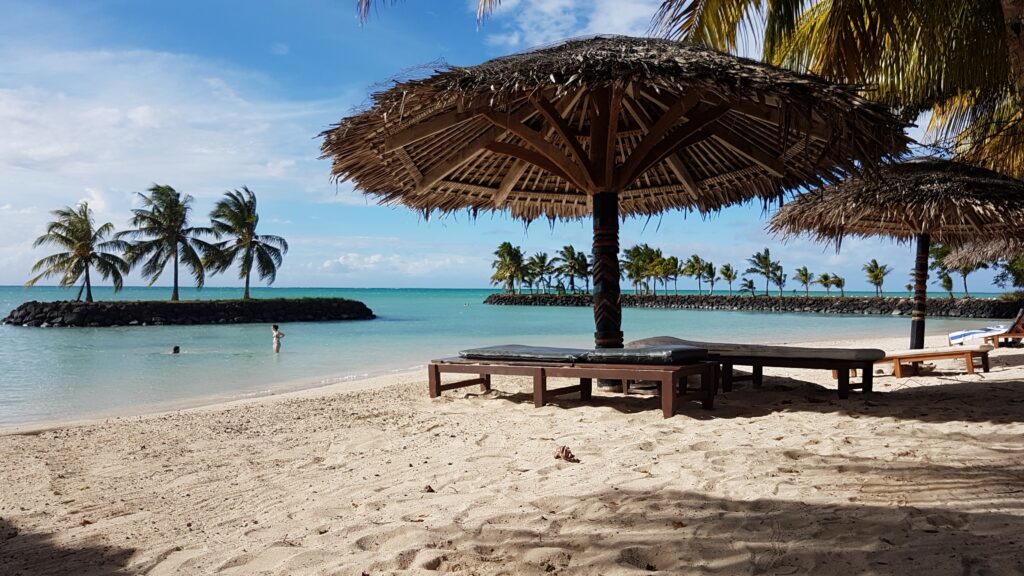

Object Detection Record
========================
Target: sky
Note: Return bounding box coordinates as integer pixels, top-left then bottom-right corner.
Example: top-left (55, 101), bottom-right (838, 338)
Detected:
top-left (0, 0), bottom-right (1002, 292)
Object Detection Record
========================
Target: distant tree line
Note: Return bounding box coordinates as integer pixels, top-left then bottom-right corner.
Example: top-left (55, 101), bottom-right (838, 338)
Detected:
top-left (26, 185), bottom-right (288, 302)
top-left (490, 242), bottom-right (986, 298)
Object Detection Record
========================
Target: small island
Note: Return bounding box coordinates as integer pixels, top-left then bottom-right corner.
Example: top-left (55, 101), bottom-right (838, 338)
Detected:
top-left (3, 298), bottom-right (375, 328)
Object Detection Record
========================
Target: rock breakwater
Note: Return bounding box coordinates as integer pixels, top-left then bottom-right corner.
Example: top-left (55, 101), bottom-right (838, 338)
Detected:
top-left (483, 293), bottom-right (1020, 319)
top-left (3, 298), bottom-right (376, 327)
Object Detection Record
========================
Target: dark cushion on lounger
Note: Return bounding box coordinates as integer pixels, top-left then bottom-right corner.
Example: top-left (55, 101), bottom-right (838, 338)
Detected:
top-left (582, 345), bottom-right (707, 364)
top-left (626, 336), bottom-right (885, 362)
top-left (459, 344), bottom-right (589, 363)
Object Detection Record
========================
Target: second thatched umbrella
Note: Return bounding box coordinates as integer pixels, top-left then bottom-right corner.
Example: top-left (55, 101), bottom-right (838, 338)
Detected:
top-left (770, 158), bottom-right (1024, 349)
top-left (321, 35), bottom-right (907, 350)
top-left (945, 238), bottom-right (1024, 270)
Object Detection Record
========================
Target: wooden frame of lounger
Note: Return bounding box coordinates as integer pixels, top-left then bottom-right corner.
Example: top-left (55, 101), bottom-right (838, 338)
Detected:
top-left (984, 310), bottom-right (1024, 349)
top-left (719, 356), bottom-right (874, 399)
top-left (879, 349), bottom-right (990, 378)
top-left (428, 358), bottom-right (718, 418)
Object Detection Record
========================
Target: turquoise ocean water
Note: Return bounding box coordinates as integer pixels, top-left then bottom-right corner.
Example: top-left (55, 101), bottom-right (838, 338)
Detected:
top-left (0, 285), bottom-right (1007, 426)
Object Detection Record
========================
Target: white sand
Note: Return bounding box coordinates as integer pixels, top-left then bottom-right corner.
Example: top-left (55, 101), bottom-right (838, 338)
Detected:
top-left (1, 334), bottom-right (1023, 575)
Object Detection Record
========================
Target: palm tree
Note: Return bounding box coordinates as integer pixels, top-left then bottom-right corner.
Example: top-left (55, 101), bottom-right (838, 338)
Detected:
top-left (832, 275), bottom-right (847, 297)
top-left (719, 263), bottom-right (738, 295)
top-left (862, 259), bottom-right (892, 297)
top-left (490, 242), bottom-right (524, 294)
top-left (25, 203), bottom-right (129, 303)
top-left (664, 255), bottom-right (680, 294)
top-left (929, 242), bottom-right (986, 297)
top-left (739, 278), bottom-right (757, 296)
top-left (815, 272), bottom-right (833, 296)
top-left (682, 254), bottom-right (705, 294)
top-left (118, 185), bottom-right (214, 301)
top-left (205, 187), bottom-right (289, 300)
top-left (527, 252), bottom-right (557, 294)
top-left (937, 270), bottom-right (955, 298)
top-left (745, 248), bottom-right (778, 296)
top-left (906, 283), bottom-right (914, 297)
top-left (553, 245), bottom-right (585, 293)
top-left (575, 251), bottom-right (591, 293)
top-left (653, 1), bottom-right (1024, 179)
top-left (794, 266), bottom-right (814, 296)
top-left (771, 266), bottom-right (787, 297)
top-left (702, 261), bottom-right (719, 295)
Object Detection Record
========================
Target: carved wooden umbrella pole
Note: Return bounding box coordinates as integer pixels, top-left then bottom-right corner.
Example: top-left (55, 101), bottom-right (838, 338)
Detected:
top-left (321, 36), bottom-right (907, 353)
top-left (770, 158), bottom-right (1024, 349)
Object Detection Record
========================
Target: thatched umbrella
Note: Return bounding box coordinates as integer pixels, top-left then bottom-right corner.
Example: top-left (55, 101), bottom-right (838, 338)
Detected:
top-left (945, 238), bottom-right (1024, 269)
top-left (770, 158), bottom-right (1024, 349)
top-left (321, 35), bottom-right (907, 351)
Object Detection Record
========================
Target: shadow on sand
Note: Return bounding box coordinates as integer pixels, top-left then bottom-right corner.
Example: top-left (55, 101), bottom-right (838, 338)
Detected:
top-left (0, 517), bottom-right (135, 576)
top-left (437, 486), bottom-right (1024, 574)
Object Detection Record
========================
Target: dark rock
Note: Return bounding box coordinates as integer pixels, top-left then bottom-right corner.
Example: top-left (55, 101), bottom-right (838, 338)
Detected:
top-left (2, 298), bottom-right (375, 328)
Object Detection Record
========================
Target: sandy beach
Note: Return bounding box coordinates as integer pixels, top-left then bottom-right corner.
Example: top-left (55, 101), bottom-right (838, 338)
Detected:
top-left (2, 334), bottom-right (1023, 575)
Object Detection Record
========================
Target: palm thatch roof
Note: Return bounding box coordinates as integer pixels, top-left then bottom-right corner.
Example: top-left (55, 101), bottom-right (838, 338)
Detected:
top-left (945, 238), bottom-right (1024, 269)
top-left (769, 158), bottom-right (1024, 245)
top-left (320, 35), bottom-right (908, 221)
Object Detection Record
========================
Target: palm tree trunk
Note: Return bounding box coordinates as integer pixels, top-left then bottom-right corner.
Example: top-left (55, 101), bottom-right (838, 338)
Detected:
top-left (962, 273), bottom-right (969, 297)
top-left (172, 247), bottom-right (180, 302)
top-left (1002, 0), bottom-right (1024, 88)
top-left (84, 266), bottom-right (93, 303)
top-left (244, 269), bottom-right (251, 300)
top-left (910, 233), bottom-right (930, 349)
top-left (764, 277), bottom-right (769, 296)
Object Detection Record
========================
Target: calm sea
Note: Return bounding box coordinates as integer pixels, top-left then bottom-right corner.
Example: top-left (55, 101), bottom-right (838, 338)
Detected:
top-left (0, 285), bottom-right (1006, 426)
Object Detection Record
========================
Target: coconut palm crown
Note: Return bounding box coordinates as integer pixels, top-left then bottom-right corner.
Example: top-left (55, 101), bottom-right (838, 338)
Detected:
top-left (25, 202), bottom-right (129, 303)
top-left (118, 184), bottom-right (215, 301)
top-left (206, 187), bottom-right (289, 300)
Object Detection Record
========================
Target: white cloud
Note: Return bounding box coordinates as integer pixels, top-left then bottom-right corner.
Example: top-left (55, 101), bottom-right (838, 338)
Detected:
top-left (270, 42), bottom-right (290, 56)
top-left (322, 251), bottom-right (478, 276)
top-left (0, 43), bottom-right (357, 285)
top-left (483, 0), bottom-right (662, 48)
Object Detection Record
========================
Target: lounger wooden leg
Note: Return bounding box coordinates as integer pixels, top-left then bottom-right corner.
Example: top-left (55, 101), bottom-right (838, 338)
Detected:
top-left (982, 353), bottom-right (990, 373)
top-left (721, 363), bottom-right (733, 392)
top-left (964, 353), bottom-right (975, 374)
top-left (752, 365), bottom-right (763, 388)
top-left (838, 369), bottom-right (850, 399)
top-left (428, 364), bottom-right (441, 398)
top-left (861, 363), bottom-right (873, 393)
top-left (579, 377), bottom-right (593, 400)
top-left (533, 368), bottom-right (546, 408)
top-left (702, 364), bottom-right (715, 410)
top-left (661, 373), bottom-right (677, 418)
top-left (893, 360), bottom-right (903, 378)
top-left (481, 374), bottom-right (492, 392)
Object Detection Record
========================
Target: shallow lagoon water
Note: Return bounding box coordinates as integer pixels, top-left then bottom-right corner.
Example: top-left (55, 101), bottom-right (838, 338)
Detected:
top-left (0, 286), bottom-right (1004, 425)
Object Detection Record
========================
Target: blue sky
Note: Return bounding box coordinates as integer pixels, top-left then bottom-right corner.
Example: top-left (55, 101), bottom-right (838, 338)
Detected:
top-left (0, 0), bottom-right (1001, 292)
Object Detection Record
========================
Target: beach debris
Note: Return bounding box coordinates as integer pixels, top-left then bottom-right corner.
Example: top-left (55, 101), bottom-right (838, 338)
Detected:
top-left (554, 445), bottom-right (580, 463)
top-left (423, 485), bottom-right (435, 493)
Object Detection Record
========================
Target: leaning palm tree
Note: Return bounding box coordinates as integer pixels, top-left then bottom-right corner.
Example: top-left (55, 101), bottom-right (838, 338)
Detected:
top-left (863, 259), bottom-right (892, 297)
top-left (25, 202), bottom-right (129, 303)
top-left (527, 252), bottom-right (556, 294)
top-left (553, 245), bottom-right (584, 293)
top-left (702, 261), bottom-right (718, 295)
top-left (816, 272), bottom-right (833, 296)
top-left (831, 274), bottom-right (847, 297)
top-left (794, 266), bottom-right (814, 296)
top-left (206, 187), bottom-right (289, 300)
top-left (719, 263), bottom-right (738, 295)
top-left (683, 254), bottom-right (705, 294)
top-left (575, 251), bottom-right (591, 293)
top-left (118, 185), bottom-right (214, 301)
top-left (739, 278), bottom-right (757, 296)
top-left (745, 248), bottom-right (777, 296)
top-left (491, 241), bottom-right (524, 294)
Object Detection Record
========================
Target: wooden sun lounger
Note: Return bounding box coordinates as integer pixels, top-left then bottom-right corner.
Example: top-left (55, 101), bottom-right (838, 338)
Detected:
top-left (984, 309), bottom-right (1024, 349)
top-left (626, 337), bottom-right (884, 399)
top-left (879, 345), bottom-right (992, 378)
top-left (428, 358), bottom-right (718, 418)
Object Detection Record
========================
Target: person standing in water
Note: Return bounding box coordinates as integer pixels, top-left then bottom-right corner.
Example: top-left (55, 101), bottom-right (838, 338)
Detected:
top-left (271, 324), bottom-right (285, 353)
